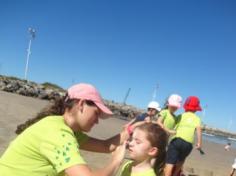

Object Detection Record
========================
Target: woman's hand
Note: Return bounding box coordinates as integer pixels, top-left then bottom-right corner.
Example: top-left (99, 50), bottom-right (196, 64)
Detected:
top-left (111, 141), bottom-right (127, 165)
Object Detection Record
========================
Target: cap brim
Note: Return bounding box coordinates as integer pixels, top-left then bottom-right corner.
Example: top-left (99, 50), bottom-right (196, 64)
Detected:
top-left (197, 106), bottom-right (202, 111)
top-left (94, 102), bottom-right (113, 119)
top-left (184, 105), bottom-right (202, 111)
top-left (168, 104), bottom-right (181, 109)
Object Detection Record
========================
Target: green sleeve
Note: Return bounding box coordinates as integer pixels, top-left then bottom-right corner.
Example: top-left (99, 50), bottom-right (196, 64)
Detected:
top-left (196, 117), bottom-right (201, 127)
top-left (159, 110), bottom-right (166, 121)
top-left (40, 131), bottom-right (87, 173)
top-left (174, 114), bottom-right (182, 129)
top-left (74, 131), bottom-right (89, 146)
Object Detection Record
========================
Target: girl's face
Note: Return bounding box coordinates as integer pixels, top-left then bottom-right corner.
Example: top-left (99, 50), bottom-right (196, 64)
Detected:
top-left (147, 108), bottom-right (158, 117)
top-left (168, 106), bottom-right (178, 113)
top-left (74, 100), bottom-right (101, 132)
top-left (128, 128), bottom-right (157, 162)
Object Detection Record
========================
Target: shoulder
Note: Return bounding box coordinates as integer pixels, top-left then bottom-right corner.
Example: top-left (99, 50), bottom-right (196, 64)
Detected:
top-left (189, 112), bottom-right (201, 122)
top-left (136, 113), bottom-right (148, 121)
top-left (160, 109), bottom-right (168, 117)
top-left (120, 160), bottom-right (133, 176)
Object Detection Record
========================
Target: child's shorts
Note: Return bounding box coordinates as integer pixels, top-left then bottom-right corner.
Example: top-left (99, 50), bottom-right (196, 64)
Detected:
top-left (166, 138), bottom-right (193, 164)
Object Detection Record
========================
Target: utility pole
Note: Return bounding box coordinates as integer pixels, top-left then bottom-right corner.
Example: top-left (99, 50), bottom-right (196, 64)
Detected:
top-left (24, 27), bottom-right (36, 81)
top-left (123, 88), bottom-right (131, 105)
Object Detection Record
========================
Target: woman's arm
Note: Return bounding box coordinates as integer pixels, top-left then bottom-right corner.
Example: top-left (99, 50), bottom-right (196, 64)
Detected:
top-left (156, 116), bottom-right (164, 128)
top-left (156, 116), bottom-right (176, 135)
top-left (80, 128), bottom-right (129, 153)
top-left (65, 143), bottom-right (126, 176)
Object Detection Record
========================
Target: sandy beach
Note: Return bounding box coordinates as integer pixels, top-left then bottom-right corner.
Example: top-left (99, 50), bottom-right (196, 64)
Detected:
top-left (0, 90), bottom-right (235, 176)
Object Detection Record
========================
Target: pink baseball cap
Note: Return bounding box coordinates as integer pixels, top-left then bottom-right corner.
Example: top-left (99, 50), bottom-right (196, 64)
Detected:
top-left (67, 83), bottom-right (113, 117)
top-left (167, 94), bottom-right (182, 108)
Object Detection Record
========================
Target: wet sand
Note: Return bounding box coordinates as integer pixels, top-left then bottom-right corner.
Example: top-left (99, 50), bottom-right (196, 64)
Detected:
top-left (0, 90), bottom-right (235, 176)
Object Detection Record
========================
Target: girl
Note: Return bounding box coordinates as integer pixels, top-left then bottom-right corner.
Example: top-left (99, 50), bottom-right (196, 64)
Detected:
top-left (0, 83), bottom-right (128, 176)
top-left (125, 101), bottom-right (161, 134)
top-left (164, 96), bottom-right (202, 176)
top-left (157, 94), bottom-right (182, 135)
top-left (119, 123), bottom-right (168, 176)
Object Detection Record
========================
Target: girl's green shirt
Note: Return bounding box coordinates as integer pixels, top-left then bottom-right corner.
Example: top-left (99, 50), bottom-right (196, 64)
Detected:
top-left (119, 160), bottom-right (156, 176)
top-left (159, 109), bottom-right (176, 130)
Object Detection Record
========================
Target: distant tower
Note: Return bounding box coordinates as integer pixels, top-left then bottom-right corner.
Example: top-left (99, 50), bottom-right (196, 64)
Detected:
top-left (24, 27), bottom-right (36, 81)
top-left (123, 88), bottom-right (131, 105)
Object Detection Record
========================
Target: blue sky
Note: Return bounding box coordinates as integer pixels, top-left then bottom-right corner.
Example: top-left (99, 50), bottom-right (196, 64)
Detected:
top-left (0, 0), bottom-right (235, 132)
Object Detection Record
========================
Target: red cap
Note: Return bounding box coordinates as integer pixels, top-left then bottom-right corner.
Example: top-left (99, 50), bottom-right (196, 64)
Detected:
top-left (183, 96), bottom-right (202, 111)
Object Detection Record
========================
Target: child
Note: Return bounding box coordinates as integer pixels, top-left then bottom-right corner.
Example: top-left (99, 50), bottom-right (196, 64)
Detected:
top-left (126, 101), bottom-right (161, 134)
top-left (225, 142), bottom-right (231, 151)
top-left (230, 158), bottom-right (236, 176)
top-left (164, 96), bottom-right (202, 176)
top-left (157, 94), bottom-right (182, 135)
top-left (119, 123), bottom-right (168, 176)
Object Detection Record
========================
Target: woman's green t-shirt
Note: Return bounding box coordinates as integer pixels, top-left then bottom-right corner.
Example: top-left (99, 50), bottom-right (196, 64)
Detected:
top-left (0, 116), bottom-right (88, 176)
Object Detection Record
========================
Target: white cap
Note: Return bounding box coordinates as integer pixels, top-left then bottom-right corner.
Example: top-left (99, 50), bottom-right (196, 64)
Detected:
top-left (147, 101), bottom-right (161, 111)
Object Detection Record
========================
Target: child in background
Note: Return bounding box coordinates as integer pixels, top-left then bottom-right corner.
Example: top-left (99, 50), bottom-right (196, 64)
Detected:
top-left (157, 94), bottom-right (182, 135)
top-left (225, 142), bottom-right (231, 151)
top-left (164, 96), bottom-right (202, 176)
top-left (126, 101), bottom-right (161, 134)
top-left (119, 123), bottom-right (168, 176)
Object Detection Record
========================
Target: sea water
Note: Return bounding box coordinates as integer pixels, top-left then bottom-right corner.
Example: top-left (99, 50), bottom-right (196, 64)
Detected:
top-left (202, 133), bottom-right (236, 149)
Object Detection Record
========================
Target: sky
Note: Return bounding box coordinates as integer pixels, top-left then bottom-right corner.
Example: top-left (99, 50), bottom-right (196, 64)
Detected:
top-left (0, 0), bottom-right (235, 132)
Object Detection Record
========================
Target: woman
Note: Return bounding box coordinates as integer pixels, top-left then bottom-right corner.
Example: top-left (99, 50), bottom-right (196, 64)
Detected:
top-left (0, 83), bottom-right (128, 176)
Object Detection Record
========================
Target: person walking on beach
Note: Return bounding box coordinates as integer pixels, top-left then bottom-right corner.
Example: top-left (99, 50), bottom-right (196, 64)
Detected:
top-left (157, 94), bottom-right (182, 135)
top-left (164, 96), bottom-right (202, 176)
top-left (230, 158), bottom-right (236, 176)
top-left (225, 142), bottom-right (231, 151)
top-left (119, 123), bottom-right (168, 176)
top-left (125, 101), bottom-right (161, 134)
top-left (0, 83), bottom-right (128, 176)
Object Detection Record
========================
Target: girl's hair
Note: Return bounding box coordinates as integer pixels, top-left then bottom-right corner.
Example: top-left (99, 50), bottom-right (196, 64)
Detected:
top-left (136, 123), bottom-right (168, 176)
top-left (162, 97), bottom-right (169, 110)
top-left (15, 94), bottom-right (95, 134)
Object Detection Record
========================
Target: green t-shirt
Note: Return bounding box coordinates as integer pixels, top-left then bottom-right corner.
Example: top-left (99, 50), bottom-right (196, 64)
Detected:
top-left (119, 160), bottom-right (156, 176)
top-left (0, 116), bottom-right (88, 176)
top-left (174, 112), bottom-right (201, 144)
top-left (159, 109), bottom-right (176, 130)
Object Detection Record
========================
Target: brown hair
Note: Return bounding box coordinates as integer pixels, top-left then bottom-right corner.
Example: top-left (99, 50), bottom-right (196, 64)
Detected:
top-left (136, 123), bottom-right (168, 176)
top-left (15, 94), bottom-right (96, 134)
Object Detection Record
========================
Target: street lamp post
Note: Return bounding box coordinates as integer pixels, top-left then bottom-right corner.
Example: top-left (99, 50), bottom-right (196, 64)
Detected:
top-left (24, 27), bottom-right (36, 81)
top-left (123, 88), bottom-right (131, 105)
